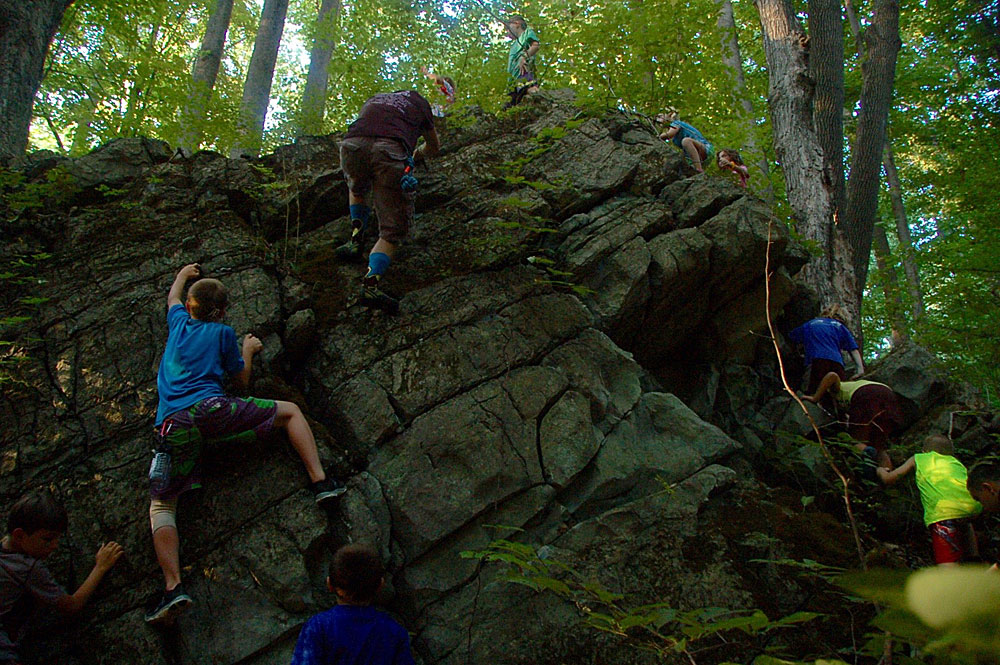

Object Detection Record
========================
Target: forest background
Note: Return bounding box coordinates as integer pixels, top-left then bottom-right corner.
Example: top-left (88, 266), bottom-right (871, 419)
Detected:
top-left (4, 0), bottom-right (1000, 400)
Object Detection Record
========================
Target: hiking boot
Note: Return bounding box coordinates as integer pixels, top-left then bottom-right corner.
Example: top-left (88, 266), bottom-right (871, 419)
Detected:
top-left (310, 477), bottom-right (347, 508)
top-left (360, 276), bottom-right (400, 314)
top-left (335, 237), bottom-right (362, 261)
top-left (145, 584), bottom-right (193, 625)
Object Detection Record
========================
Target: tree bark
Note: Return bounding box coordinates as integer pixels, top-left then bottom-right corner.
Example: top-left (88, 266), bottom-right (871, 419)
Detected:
top-left (808, 0), bottom-right (846, 211)
top-left (716, 0), bottom-right (773, 201)
top-left (178, 0), bottom-right (234, 152)
top-left (882, 141), bottom-right (924, 321)
top-left (754, 0), bottom-right (857, 326)
top-left (0, 0), bottom-right (74, 164)
top-left (841, 0), bottom-right (901, 297)
top-left (297, 0), bottom-right (341, 137)
top-left (230, 0), bottom-right (289, 158)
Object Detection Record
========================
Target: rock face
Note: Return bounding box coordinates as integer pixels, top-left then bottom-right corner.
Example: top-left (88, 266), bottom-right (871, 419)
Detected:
top-left (0, 91), bottom-right (967, 665)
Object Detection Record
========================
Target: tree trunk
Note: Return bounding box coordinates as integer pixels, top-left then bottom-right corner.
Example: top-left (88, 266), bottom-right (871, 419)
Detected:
top-left (808, 0), bottom-right (846, 211)
top-left (872, 224), bottom-right (908, 346)
top-left (0, 0), bottom-right (74, 164)
top-left (230, 0), bottom-right (289, 158)
top-left (882, 141), bottom-right (924, 321)
top-left (841, 0), bottom-right (901, 298)
top-left (297, 0), bottom-right (341, 137)
top-left (716, 0), bottom-right (773, 201)
top-left (178, 0), bottom-right (235, 152)
top-left (754, 0), bottom-right (857, 326)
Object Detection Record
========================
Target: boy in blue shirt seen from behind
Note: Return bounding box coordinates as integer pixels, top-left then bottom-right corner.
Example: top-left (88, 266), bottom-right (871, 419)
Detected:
top-left (291, 544), bottom-right (414, 665)
top-left (788, 304), bottom-right (864, 394)
top-left (146, 263), bottom-right (346, 625)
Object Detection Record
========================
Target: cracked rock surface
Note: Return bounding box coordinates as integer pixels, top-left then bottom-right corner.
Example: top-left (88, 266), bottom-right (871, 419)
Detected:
top-left (1, 91), bottom-right (953, 665)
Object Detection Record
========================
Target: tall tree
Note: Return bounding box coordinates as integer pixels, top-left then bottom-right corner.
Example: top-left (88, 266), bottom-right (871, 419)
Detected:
top-left (841, 0), bottom-right (902, 292)
top-left (178, 0), bottom-right (235, 152)
top-left (0, 0), bottom-right (73, 163)
top-left (881, 141), bottom-right (923, 321)
top-left (297, 0), bottom-right (341, 136)
top-left (754, 0), bottom-right (900, 330)
top-left (872, 225), bottom-right (908, 346)
top-left (230, 0), bottom-right (289, 158)
top-left (753, 0), bottom-right (851, 320)
top-left (843, 0), bottom-right (922, 324)
top-left (808, 0), bottom-right (845, 211)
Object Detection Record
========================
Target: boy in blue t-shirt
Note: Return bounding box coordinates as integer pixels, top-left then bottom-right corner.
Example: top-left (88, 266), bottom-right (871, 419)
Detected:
top-left (291, 544), bottom-right (414, 665)
top-left (788, 304), bottom-right (864, 393)
top-left (146, 264), bottom-right (346, 625)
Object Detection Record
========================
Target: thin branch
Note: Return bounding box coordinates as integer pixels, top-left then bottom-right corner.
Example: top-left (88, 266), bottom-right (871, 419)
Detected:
top-left (764, 219), bottom-right (867, 569)
top-left (43, 115), bottom-right (66, 153)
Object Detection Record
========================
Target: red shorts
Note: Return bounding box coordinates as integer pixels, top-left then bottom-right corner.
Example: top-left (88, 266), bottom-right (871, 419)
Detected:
top-left (930, 520), bottom-right (967, 564)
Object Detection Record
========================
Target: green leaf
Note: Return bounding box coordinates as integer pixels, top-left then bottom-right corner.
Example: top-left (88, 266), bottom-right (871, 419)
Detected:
top-left (530, 576), bottom-right (572, 596)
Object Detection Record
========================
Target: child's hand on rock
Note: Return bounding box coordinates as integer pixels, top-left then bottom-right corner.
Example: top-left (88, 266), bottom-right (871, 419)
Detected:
top-left (243, 334), bottom-right (263, 356)
top-left (95, 542), bottom-right (124, 571)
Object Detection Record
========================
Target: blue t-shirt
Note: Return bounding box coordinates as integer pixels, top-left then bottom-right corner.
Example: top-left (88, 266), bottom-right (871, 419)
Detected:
top-left (788, 317), bottom-right (859, 365)
top-left (291, 605), bottom-right (415, 665)
top-left (155, 304), bottom-right (243, 425)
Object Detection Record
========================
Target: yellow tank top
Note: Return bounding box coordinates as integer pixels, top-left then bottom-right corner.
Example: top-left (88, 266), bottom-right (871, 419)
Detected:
top-left (835, 380), bottom-right (887, 409)
top-left (914, 452), bottom-right (982, 527)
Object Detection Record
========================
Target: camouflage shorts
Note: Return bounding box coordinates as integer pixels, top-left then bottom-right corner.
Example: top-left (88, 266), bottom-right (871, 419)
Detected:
top-left (150, 395), bottom-right (277, 499)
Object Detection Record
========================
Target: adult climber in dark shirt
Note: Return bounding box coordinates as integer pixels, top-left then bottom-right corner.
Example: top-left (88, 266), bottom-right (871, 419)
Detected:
top-left (335, 91), bottom-right (440, 313)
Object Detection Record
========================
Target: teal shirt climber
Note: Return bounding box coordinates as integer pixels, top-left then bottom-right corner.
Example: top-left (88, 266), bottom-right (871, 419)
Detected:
top-left (508, 28), bottom-right (540, 79)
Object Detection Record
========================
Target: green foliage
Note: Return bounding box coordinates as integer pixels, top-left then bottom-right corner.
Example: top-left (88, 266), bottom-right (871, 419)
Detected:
top-left (838, 565), bottom-right (1000, 663)
top-left (463, 537), bottom-right (822, 660)
top-left (1, 167), bottom-right (79, 214)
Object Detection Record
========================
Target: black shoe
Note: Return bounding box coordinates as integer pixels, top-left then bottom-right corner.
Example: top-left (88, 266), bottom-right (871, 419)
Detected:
top-left (311, 477), bottom-right (347, 508)
top-left (145, 584), bottom-right (193, 625)
top-left (335, 237), bottom-right (362, 261)
top-left (360, 277), bottom-right (400, 314)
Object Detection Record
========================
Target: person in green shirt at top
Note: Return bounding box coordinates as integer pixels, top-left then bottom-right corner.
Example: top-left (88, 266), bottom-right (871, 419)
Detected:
top-left (503, 15), bottom-right (540, 109)
top-left (878, 434), bottom-right (982, 564)
top-left (803, 372), bottom-right (905, 471)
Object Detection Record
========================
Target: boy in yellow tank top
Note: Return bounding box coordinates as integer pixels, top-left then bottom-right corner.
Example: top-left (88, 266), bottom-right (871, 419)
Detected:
top-left (878, 434), bottom-right (981, 564)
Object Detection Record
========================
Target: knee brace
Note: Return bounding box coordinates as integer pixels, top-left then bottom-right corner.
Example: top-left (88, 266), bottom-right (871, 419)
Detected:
top-left (149, 498), bottom-right (178, 533)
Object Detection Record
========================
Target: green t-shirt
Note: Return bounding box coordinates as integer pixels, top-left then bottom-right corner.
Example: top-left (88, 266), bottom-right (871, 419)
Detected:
top-left (914, 451), bottom-right (982, 527)
top-left (508, 28), bottom-right (540, 79)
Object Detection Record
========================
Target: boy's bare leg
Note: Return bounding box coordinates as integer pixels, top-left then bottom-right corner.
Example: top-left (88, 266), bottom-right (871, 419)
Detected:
top-left (153, 525), bottom-right (182, 591)
top-left (275, 401), bottom-right (325, 482)
top-left (877, 449), bottom-right (893, 470)
top-left (681, 137), bottom-right (704, 172)
top-left (370, 238), bottom-right (397, 260)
